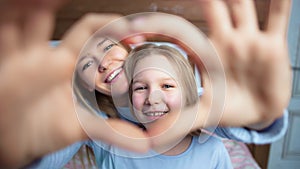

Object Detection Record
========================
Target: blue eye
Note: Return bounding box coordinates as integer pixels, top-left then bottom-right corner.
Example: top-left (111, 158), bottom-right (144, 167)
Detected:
top-left (82, 60), bottom-right (94, 71)
top-left (163, 84), bottom-right (174, 89)
top-left (103, 43), bottom-right (116, 52)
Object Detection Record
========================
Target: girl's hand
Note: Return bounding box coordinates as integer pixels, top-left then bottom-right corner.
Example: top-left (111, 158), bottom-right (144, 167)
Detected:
top-left (128, 0), bottom-right (292, 139)
top-left (200, 0), bottom-right (292, 129)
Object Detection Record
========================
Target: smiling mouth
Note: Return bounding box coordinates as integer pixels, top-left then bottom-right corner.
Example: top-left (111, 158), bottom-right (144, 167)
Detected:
top-left (143, 111), bottom-right (168, 120)
top-left (105, 68), bottom-right (122, 83)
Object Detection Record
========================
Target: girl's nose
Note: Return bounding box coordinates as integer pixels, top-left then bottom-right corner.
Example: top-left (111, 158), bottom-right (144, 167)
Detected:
top-left (145, 90), bottom-right (164, 105)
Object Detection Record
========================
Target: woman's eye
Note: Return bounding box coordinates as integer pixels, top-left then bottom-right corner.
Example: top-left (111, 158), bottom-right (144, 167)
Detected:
top-left (82, 60), bottom-right (94, 71)
top-left (103, 43), bottom-right (116, 52)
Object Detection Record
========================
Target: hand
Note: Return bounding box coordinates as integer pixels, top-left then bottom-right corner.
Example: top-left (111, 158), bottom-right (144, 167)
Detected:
top-left (128, 0), bottom-right (292, 134)
top-left (0, 1), bottom-right (149, 168)
top-left (200, 0), bottom-right (292, 129)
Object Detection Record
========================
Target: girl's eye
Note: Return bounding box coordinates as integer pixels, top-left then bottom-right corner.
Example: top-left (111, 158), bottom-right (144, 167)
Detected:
top-left (134, 86), bottom-right (147, 91)
top-left (82, 60), bottom-right (94, 71)
top-left (103, 43), bottom-right (116, 52)
top-left (163, 84), bottom-right (174, 89)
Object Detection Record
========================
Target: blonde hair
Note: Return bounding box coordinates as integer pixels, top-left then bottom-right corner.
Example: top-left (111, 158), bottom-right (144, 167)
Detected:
top-left (125, 44), bottom-right (198, 107)
top-left (72, 41), bottom-right (131, 168)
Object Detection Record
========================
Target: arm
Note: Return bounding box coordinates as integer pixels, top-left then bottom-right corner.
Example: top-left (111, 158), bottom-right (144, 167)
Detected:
top-left (214, 109), bottom-right (288, 144)
top-left (25, 142), bottom-right (84, 169)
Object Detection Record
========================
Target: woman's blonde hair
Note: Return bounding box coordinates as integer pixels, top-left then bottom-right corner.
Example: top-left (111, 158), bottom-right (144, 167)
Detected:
top-left (71, 41), bottom-right (130, 169)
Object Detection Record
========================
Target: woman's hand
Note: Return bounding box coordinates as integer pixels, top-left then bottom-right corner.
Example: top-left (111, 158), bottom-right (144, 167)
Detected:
top-left (0, 1), bottom-right (149, 168)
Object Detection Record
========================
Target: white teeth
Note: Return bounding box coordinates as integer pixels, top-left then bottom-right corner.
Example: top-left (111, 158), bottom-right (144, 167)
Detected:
top-left (107, 68), bottom-right (122, 82)
top-left (144, 111), bottom-right (167, 117)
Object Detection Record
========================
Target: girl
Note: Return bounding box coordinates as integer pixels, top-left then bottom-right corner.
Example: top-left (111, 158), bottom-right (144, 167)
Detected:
top-left (100, 44), bottom-right (233, 169)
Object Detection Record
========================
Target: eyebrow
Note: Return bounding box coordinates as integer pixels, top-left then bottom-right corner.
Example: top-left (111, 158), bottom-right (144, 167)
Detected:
top-left (132, 77), bottom-right (176, 84)
top-left (78, 54), bottom-right (91, 64)
top-left (77, 38), bottom-right (109, 64)
top-left (96, 38), bottom-right (108, 48)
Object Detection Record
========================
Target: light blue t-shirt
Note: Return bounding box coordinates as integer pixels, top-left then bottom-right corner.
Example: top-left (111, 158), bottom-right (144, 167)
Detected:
top-left (32, 110), bottom-right (288, 169)
top-left (96, 135), bottom-right (232, 169)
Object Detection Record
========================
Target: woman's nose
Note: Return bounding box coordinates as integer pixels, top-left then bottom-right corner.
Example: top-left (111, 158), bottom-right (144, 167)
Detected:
top-left (98, 65), bottom-right (107, 73)
top-left (98, 55), bottom-right (112, 73)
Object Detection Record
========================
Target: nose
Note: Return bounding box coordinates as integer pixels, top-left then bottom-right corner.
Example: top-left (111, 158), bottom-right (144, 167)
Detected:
top-left (98, 65), bottom-right (107, 73)
top-left (98, 54), bottom-right (112, 73)
top-left (145, 90), bottom-right (165, 105)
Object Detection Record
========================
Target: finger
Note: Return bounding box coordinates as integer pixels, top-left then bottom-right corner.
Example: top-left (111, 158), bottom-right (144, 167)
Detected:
top-left (130, 13), bottom-right (223, 73)
top-left (60, 14), bottom-right (123, 58)
top-left (25, 14), bottom-right (126, 91)
top-left (129, 13), bottom-right (226, 101)
top-left (266, 0), bottom-right (292, 34)
top-left (23, 8), bottom-right (55, 47)
top-left (199, 0), bottom-right (232, 36)
top-left (0, 3), bottom-right (21, 56)
top-left (106, 119), bottom-right (150, 152)
top-left (55, 14), bottom-right (124, 84)
top-left (76, 104), bottom-right (150, 153)
top-left (13, 0), bottom-right (68, 10)
top-left (226, 0), bottom-right (258, 30)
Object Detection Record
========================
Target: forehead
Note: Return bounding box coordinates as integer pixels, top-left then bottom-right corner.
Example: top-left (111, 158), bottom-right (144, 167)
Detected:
top-left (133, 54), bottom-right (178, 79)
top-left (83, 36), bottom-right (105, 50)
top-left (79, 37), bottom-right (112, 58)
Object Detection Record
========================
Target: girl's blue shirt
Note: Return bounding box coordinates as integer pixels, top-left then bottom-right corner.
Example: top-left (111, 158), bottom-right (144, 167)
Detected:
top-left (33, 109), bottom-right (288, 169)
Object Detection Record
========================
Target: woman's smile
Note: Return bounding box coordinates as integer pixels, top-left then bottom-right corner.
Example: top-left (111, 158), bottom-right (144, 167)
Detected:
top-left (104, 67), bottom-right (124, 84)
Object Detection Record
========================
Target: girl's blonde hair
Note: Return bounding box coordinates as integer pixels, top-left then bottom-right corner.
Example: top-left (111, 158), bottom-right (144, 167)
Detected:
top-left (124, 44), bottom-right (198, 107)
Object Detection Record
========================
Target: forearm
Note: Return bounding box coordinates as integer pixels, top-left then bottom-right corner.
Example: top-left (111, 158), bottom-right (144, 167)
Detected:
top-left (23, 141), bottom-right (84, 169)
top-left (214, 110), bottom-right (288, 144)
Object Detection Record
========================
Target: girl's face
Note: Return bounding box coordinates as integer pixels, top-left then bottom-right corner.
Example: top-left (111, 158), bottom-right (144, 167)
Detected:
top-left (77, 37), bottom-right (129, 96)
top-left (131, 54), bottom-right (184, 130)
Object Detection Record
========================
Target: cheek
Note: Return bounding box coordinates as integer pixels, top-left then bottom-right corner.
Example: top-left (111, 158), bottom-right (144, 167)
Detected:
top-left (79, 71), bottom-right (96, 90)
top-left (94, 73), bottom-right (111, 95)
top-left (166, 92), bottom-right (183, 110)
top-left (132, 93), bottom-right (145, 110)
top-left (112, 72), bottom-right (128, 93)
top-left (109, 47), bottom-right (128, 60)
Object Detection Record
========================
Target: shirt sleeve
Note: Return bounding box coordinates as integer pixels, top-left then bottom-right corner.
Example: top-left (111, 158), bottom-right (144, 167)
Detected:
top-left (213, 109), bottom-right (289, 144)
top-left (25, 141), bottom-right (85, 169)
top-left (212, 138), bottom-right (233, 169)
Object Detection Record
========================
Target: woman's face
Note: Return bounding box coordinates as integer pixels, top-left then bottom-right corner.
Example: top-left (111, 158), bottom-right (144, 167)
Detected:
top-left (77, 37), bottom-right (129, 96)
top-left (131, 54), bottom-right (184, 130)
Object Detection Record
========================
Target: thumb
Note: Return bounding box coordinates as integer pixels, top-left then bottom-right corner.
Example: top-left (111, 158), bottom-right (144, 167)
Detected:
top-left (76, 104), bottom-right (150, 153)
